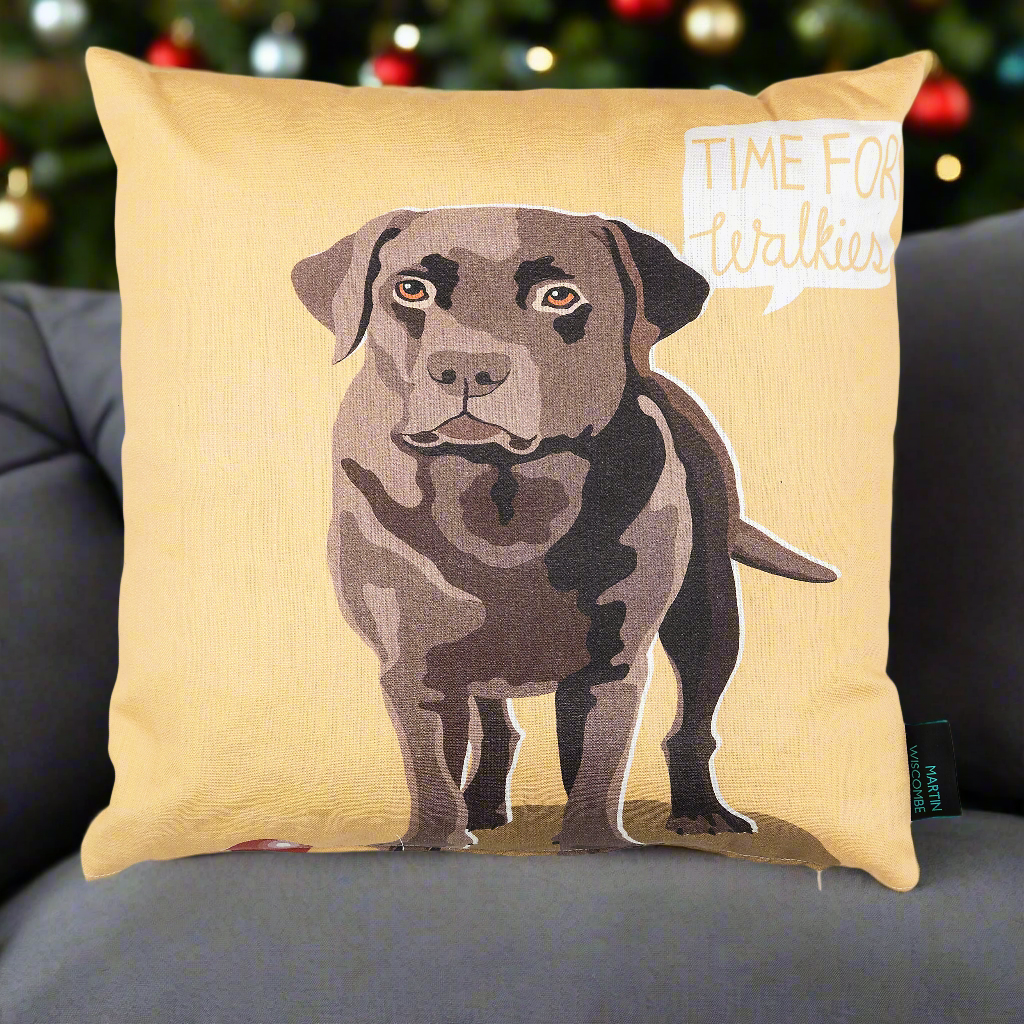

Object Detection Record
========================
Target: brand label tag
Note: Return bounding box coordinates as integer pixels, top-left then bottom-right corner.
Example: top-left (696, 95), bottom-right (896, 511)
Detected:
top-left (906, 720), bottom-right (962, 820)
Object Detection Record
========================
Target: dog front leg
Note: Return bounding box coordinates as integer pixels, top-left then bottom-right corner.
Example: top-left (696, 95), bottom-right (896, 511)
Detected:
top-left (553, 661), bottom-right (648, 853)
top-left (379, 668), bottom-right (471, 850)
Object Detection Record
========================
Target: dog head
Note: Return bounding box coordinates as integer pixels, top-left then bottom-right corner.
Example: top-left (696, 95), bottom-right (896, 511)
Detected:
top-left (292, 206), bottom-right (708, 455)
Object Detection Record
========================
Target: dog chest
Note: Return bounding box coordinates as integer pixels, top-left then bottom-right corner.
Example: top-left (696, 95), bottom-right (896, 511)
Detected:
top-left (425, 452), bottom-right (588, 567)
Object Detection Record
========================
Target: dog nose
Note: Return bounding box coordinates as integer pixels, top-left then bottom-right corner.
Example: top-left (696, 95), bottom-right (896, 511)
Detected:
top-left (426, 351), bottom-right (511, 397)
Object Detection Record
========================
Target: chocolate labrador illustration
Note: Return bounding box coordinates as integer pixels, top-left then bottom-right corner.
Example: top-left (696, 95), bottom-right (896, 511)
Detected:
top-left (292, 206), bottom-right (838, 854)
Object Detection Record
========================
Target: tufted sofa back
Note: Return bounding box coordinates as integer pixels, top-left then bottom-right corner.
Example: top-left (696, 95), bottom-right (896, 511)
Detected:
top-left (1, 286), bottom-right (123, 896)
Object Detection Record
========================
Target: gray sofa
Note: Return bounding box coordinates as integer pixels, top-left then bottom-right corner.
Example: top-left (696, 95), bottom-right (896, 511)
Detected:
top-left (1, 212), bottom-right (1021, 1023)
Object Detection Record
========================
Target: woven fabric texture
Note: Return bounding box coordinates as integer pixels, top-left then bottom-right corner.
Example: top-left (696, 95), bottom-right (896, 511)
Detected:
top-left (83, 48), bottom-right (932, 890)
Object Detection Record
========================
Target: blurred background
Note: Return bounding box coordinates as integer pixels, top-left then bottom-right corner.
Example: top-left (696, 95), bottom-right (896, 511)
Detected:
top-left (0, 0), bottom-right (1021, 290)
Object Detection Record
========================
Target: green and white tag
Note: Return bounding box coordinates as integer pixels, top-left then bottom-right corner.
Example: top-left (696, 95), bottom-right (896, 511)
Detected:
top-left (906, 720), bottom-right (962, 821)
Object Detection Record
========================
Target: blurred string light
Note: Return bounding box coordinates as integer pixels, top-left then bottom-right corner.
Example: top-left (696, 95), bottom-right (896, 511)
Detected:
top-left (935, 154), bottom-right (962, 181)
top-left (996, 43), bottom-right (1024, 87)
top-left (525, 46), bottom-right (555, 73)
top-left (393, 24), bottom-right (421, 51)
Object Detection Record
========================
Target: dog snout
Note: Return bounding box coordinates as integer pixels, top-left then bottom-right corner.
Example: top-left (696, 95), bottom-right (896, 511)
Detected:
top-left (426, 351), bottom-right (512, 398)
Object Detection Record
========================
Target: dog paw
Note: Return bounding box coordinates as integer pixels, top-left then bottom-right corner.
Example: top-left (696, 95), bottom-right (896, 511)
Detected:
top-left (666, 808), bottom-right (754, 835)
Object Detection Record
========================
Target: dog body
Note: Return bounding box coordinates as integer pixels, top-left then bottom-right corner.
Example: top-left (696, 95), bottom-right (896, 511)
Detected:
top-left (293, 206), bottom-right (838, 853)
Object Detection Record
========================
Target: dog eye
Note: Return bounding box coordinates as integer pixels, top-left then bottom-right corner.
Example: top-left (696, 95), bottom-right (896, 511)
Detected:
top-left (540, 286), bottom-right (581, 310)
top-left (395, 279), bottom-right (431, 304)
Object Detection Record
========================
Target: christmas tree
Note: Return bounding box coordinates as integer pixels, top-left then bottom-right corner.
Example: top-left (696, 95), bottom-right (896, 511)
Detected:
top-left (1, 0), bottom-right (1022, 289)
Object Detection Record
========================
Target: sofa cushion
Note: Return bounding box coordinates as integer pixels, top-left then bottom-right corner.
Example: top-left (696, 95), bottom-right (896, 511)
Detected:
top-left (1, 810), bottom-right (1020, 1024)
top-left (891, 211), bottom-right (1024, 816)
top-left (0, 285), bottom-right (123, 900)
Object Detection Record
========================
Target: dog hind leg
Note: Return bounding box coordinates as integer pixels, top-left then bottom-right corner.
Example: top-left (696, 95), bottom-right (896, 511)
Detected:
top-left (659, 529), bottom-right (754, 836)
top-left (463, 697), bottom-right (521, 831)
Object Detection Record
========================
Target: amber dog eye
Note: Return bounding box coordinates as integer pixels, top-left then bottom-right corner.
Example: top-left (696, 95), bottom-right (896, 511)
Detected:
top-left (541, 286), bottom-right (581, 309)
top-left (395, 279), bottom-right (429, 302)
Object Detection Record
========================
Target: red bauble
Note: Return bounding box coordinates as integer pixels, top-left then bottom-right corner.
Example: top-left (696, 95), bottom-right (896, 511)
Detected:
top-left (610, 0), bottom-right (674, 19)
top-left (146, 36), bottom-right (202, 68)
top-left (373, 49), bottom-right (420, 87)
top-left (0, 132), bottom-right (13, 165)
top-left (906, 76), bottom-right (971, 133)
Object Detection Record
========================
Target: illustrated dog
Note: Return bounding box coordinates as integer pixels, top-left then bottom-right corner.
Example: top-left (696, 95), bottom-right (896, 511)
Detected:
top-left (292, 206), bottom-right (838, 853)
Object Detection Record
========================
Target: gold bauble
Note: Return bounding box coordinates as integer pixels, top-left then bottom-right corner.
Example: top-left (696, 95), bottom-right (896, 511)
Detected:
top-left (681, 0), bottom-right (745, 55)
top-left (0, 169), bottom-right (52, 249)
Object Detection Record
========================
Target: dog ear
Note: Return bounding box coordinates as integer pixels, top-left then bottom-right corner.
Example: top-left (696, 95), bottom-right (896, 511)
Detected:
top-left (604, 219), bottom-right (710, 341)
top-left (292, 209), bottom-right (417, 362)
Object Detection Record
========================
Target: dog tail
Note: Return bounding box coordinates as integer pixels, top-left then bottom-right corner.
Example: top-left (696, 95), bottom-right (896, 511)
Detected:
top-left (730, 519), bottom-right (839, 583)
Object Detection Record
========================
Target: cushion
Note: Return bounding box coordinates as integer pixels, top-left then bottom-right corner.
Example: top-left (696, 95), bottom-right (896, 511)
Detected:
top-left (0, 285), bottom-right (123, 900)
top-left (890, 211), bottom-right (1024, 817)
top-left (81, 47), bottom-right (933, 890)
top-left (2, 811), bottom-right (1021, 1024)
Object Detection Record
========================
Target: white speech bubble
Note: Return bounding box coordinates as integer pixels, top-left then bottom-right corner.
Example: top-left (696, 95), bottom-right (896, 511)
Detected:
top-left (682, 119), bottom-right (903, 313)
